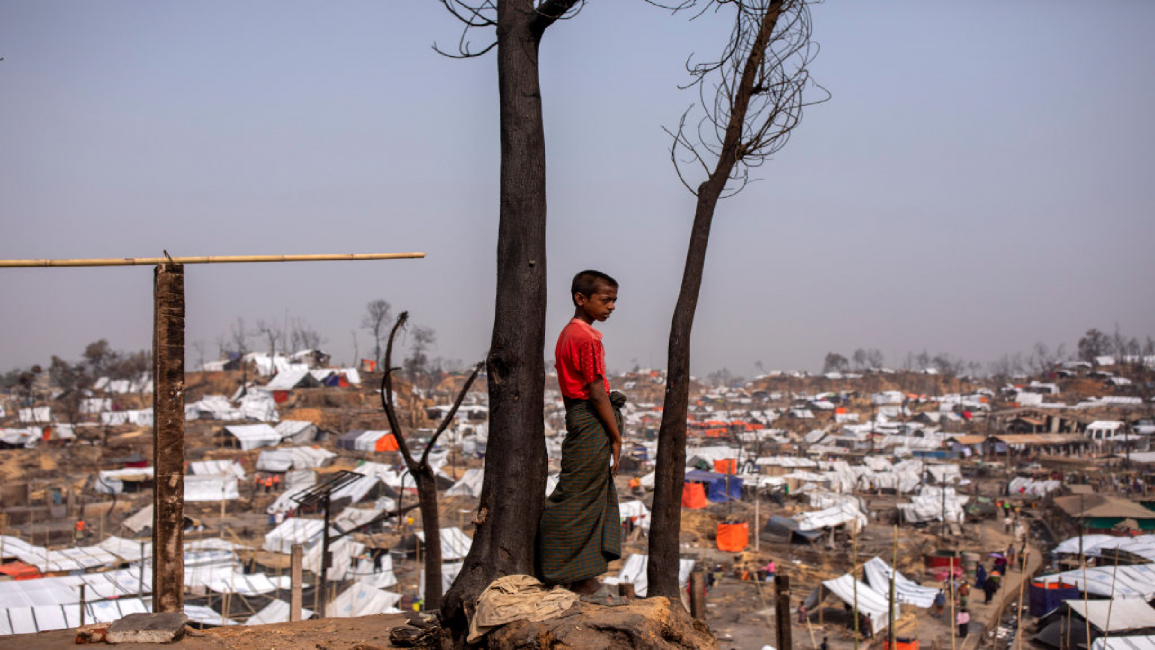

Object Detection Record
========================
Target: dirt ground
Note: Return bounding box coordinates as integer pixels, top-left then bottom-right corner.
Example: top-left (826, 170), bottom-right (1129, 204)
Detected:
top-left (0, 613), bottom-right (410, 650)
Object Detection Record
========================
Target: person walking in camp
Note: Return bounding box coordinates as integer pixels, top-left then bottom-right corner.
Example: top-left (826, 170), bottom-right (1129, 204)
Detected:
top-left (933, 589), bottom-right (946, 618)
top-left (984, 570), bottom-right (1000, 604)
top-left (537, 271), bottom-right (623, 596)
top-left (957, 608), bottom-right (970, 638)
top-left (975, 563), bottom-right (987, 589)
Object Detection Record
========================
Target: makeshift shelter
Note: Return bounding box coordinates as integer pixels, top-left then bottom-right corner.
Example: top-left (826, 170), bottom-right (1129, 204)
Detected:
top-left (1036, 564), bottom-right (1155, 601)
top-left (862, 557), bottom-right (938, 608)
top-left (602, 554), bottom-right (696, 598)
top-left (415, 527), bottom-right (473, 561)
top-left (446, 468), bottom-right (484, 498)
top-left (275, 420), bottom-right (318, 445)
top-left (760, 515), bottom-right (823, 544)
top-left (684, 470), bottom-right (742, 503)
top-left (1029, 580), bottom-right (1080, 618)
top-left (216, 424), bottom-right (280, 451)
top-left (805, 574), bottom-right (896, 637)
top-left (681, 482), bottom-right (708, 509)
top-left (184, 474), bottom-right (240, 502)
top-left (1035, 599), bottom-right (1155, 650)
top-left (256, 446), bottom-right (335, 472)
top-left (716, 522), bottom-right (749, 552)
top-left (336, 430), bottom-right (396, 452)
top-left (247, 599), bottom-right (314, 625)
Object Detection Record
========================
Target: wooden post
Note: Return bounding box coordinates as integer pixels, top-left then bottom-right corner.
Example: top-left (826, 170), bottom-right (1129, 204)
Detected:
top-left (318, 493), bottom-right (331, 618)
top-left (290, 544), bottom-right (303, 622)
top-left (775, 574), bottom-right (792, 650)
top-left (79, 584), bottom-right (86, 627)
top-left (139, 541), bottom-right (146, 598)
top-left (754, 490), bottom-right (760, 553)
top-left (152, 262), bottom-right (185, 613)
top-left (618, 583), bottom-right (636, 600)
top-left (689, 572), bottom-right (706, 621)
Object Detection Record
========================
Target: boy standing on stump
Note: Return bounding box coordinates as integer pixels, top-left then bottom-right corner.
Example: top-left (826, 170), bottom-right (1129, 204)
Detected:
top-left (538, 270), bottom-right (624, 595)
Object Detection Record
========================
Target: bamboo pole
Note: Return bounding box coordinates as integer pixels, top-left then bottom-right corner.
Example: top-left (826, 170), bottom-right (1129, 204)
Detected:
top-left (852, 527), bottom-right (859, 650)
top-left (1015, 533), bottom-right (1029, 650)
top-left (0, 252), bottom-right (425, 268)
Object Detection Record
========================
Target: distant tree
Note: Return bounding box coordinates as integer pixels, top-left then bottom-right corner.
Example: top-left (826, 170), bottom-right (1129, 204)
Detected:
top-left (49, 355), bottom-right (91, 431)
top-left (191, 341), bottom-right (207, 371)
top-left (360, 299), bottom-right (392, 366)
top-left (914, 350), bottom-right (932, 371)
top-left (83, 339), bottom-right (114, 377)
top-left (823, 352), bottom-right (849, 373)
top-left (404, 325), bottom-right (437, 383)
top-left (865, 348), bottom-right (885, 369)
top-left (254, 319), bottom-right (284, 362)
top-left (288, 317), bottom-right (324, 353)
top-left (1077, 328), bottom-right (1110, 363)
top-left (852, 348), bottom-right (867, 370)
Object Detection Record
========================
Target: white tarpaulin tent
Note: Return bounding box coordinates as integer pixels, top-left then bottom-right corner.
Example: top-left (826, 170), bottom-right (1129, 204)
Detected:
top-left (329, 581), bottom-right (402, 618)
top-left (819, 574), bottom-right (896, 636)
top-left (899, 487), bottom-right (967, 524)
top-left (247, 599), bottom-right (314, 625)
top-left (274, 420), bottom-right (317, 445)
top-left (184, 474), bottom-right (240, 502)
top-left (601, 554), bottom-right (695, 598)
top-left (1052, 536), bottom-right (1155, 563)
top-left (863, 557), bottom-right (938, 608)
top-left (256, 447), bottom-right (335, 472)
top-left (1091, 636), bottom-right (1155, 650)
top-left (415, 527), bottom-right (473, 561)
top-left (263, 518), bottom-right (328, 554)
top-left (795, 502), bottom-right (867, 532)
top-left (221, 424), bottom-right (281, 450)
top-left (1065, 599), bottom-right (1155, 633)
top-left (1037, 565), bottom-right (1155, 601)
top-left (446, 468), bottom-right (484, 498)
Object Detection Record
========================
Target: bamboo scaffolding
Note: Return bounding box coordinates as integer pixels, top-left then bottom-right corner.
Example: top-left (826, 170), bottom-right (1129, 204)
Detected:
top-left (0, 252), bottom-right (425, 268)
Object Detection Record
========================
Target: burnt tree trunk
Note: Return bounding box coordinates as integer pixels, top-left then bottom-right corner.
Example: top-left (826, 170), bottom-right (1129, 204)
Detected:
top-left (152, 263), bottom-right (185, 612)
top-left (647, 4), bottom-right (784, 600)
top-left (442, 0), bottom-right (566, 627)
top-left (415, 468), bottom-right (443, 609)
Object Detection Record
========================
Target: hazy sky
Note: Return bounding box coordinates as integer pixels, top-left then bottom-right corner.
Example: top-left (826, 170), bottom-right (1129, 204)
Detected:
top-left (2, 1), bottom-right (1153, 377)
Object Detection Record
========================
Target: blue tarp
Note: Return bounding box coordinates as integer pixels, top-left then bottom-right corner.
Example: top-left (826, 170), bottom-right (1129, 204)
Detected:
top-left (684, 470), bottom-right (742, 503)
top-left (1029, 582), bottom-right (1080, 618)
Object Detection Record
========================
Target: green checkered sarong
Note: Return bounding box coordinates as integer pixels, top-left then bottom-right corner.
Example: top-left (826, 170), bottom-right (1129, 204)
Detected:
top-left (537, 392), bottom-right (624, 585)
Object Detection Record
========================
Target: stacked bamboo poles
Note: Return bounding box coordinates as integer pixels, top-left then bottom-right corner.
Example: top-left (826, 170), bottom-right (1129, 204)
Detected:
top-left (0, 252), bottom-right (425, 267)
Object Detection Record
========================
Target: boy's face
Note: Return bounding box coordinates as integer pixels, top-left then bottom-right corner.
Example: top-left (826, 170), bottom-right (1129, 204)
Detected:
top-left (576, 282), bottom-right (618, 322)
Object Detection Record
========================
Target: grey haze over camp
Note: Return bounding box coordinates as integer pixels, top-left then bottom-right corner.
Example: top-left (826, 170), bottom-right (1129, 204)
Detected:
top-left (1, 1), bottom-right (1152, 376)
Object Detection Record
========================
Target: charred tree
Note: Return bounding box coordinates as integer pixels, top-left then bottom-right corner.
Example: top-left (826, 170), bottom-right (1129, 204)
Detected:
top-left (379, 311), bottom-right (483, 611)
top-left (435, 0), bottom-right (583, 631)
top-left (647, 0), bottom-right (825, 599)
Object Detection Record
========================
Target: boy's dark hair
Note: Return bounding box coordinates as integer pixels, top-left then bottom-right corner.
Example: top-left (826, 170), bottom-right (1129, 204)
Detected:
top-left (571, 270), bottom-right (618, 306)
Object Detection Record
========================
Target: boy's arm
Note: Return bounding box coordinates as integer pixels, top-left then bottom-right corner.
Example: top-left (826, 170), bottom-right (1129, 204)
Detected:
top-left (588, 379), bottom-right (622, 476)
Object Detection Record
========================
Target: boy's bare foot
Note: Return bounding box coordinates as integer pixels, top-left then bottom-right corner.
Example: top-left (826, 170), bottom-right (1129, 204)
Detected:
top-left (569, 577), bottom-right (602, 595)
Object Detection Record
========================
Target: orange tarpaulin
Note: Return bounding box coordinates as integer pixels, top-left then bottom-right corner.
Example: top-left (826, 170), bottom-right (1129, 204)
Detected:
top-left (714, 459), bottom-right (737, 474)
top-left (375, 433), bottom-right (399, 452)
top-left (716, 522), bottom-right (748, 552)
top-left (834, 407), bottom-right (847, 414)
top-left (682, 483), bottom-right (708, 509)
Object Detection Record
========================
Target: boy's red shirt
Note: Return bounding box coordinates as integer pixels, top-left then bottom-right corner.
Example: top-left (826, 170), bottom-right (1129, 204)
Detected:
top-left (555, 318), bottom-right (610, 400)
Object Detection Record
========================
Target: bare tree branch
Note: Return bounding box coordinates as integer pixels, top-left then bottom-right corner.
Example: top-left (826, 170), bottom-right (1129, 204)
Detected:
top-left (379, 311), bottom-right (415, 468)
top-left (420, 361), bottom-right (484, 468)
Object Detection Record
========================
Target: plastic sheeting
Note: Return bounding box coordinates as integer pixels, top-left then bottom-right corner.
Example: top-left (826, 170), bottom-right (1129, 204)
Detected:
top-left (256, 447), bottom-right (335, 472)
top-left (264, 518), bottom-right (328, 554)
top-left (819, 574), bottom-right (896, 635)
top-left (246, 598), bottom-right (314, 625)
top-left (1008, 477), bottom-right (1061, 497)
top-left (602, 554), bottom-right (695, 598)
top-left (1052, 535), bottom-right (1155, 563)
top-left (221, 424), bottom-right (280, 450)
top-left (862, 557), bottom-right (938, 608)
top-left (415, 527), bottom-right (473, 561)
top-left (899, 487), bottom-right (967, 524)
top-left (447, 468), bottom-right (484, 498)
top-left (1038, 564), bottom-right (1155, 600)
top-left (795, 502), bottom-right (867, 532)
top-left (184, 474), bottom-right (240, 502)
top-left (1091, 636), bottom-right (1155, 650)
top-left (329, 581), bottom-right (402, 618)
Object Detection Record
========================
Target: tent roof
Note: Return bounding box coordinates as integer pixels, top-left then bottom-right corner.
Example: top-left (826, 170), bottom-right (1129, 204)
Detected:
top-left (1054, 495), bottom-right (1155, 520)
top-left (1065, 599), bottom-right (1155, 633)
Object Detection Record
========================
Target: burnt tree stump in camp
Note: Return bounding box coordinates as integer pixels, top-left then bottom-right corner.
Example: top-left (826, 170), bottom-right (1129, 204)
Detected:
top-left (152, 263), bottom-right (185, 613)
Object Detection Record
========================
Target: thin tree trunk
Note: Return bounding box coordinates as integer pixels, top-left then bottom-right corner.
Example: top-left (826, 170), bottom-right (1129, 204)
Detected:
top-left (647, 3), bottom-right (784, 600)
top-left (442, 0), bottom-right (550, 627)
top-left (416, 469), bottom-right (443, 609)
